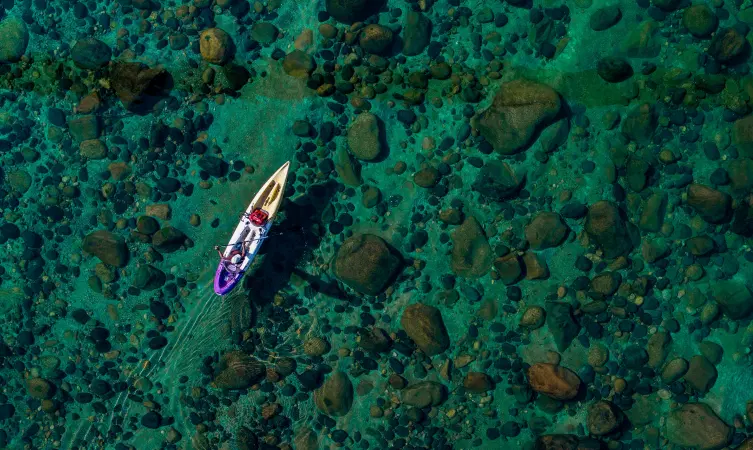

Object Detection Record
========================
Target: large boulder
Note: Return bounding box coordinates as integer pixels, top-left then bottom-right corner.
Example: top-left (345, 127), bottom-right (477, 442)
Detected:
top-left (584, 201), bottom-right (634, 258)
top-left (131, 265), bottom-right (166, 291)
top-left (325, 0), bottom-right (382, 24)
top-left (402, 12), bottom-right (431, 56)
top-left (477, 79), bottom-right (561, 154)
top-left (359, 24), bottom-right (393, 54)
top-left (682, 4), bottom-right (718, 38)
top-left (472, 160), bottom-right (524, 200)
top-left (587, 400), bottom-right (623, 436)
top-left (82, 230), bottom-right (129, 267)
top-left (712, 280), bottom-right (753, 319)
top-left (314, 372), bottom-right (353, 416)
top-left (334, 234), bottom-right (401, 295)
top-left (200, 28), bottom-right (233, 65)
top-left (71, 38), bottom-right (111, 70)
top-left (686, 184), bottom-right (731, 224)
top-left (525, 212), bottom-right (568, 250)
top-left (111, 62), bottom-right (170, 112)
top-left (666, 403), bottom-right (732, 450)
top-left (401, 303), bottom-right (450, 356)
top-left (401, 381), bottom-right (446, 408)
top-left (0, 17), bottom-right (28, 63)
top-left (450, 216), bottom-right (493, 278)
top-left (347, 112), bottom-right (383, 161)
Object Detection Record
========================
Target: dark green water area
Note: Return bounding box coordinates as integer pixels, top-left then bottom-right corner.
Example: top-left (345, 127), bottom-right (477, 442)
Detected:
top-left (5, 0), bottom-right (753, 448)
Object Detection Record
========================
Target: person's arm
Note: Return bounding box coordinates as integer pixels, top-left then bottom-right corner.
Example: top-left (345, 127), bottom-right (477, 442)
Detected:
top-left (215, 246), bottom-right (225, 259)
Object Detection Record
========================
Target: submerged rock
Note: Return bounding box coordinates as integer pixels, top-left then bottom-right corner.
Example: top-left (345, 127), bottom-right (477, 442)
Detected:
top-left (325, 0), bottom-right (382, 24)
top-left (334, 234), bottom-right (401, 295)
top-left (587, 400), bottom-right (623, 436)
top-left (0, 17), bottom-right (28, 63)
top-left (401, 381), bottom-right (446, 408)
top-left (525, 212), bottom-right (568, 250)
top-left (359, 24), bottom-right (393, 54)
top-left (282, 50), bottom-right (316, 78)
top-left (152, 227), bottom-right (187, 253)
top-left (314, 371), bottom-right (353, 416)
top-left (682, 4), bottom-right (718, 38)
top-left (401, 303), bottom-right (450, 356)
top-left (71, 38), bottom-right (111, 69)
top-left (347, 112), bottom-right (383, 161)
top-left (686, 184), bottom-right (731, 224)
top-left (212, 351), bottom-right (265, 390)
top-left (621, 103), bottom-right (657, 145)
top-left (472, 160), bottom-right (523, 200)
top-left (477, 79), bottom-right (561, 154)
top-left (666, 403), bottom-right (731, 450)
top-left (110, 62), bottom-right (170, 112)
top-left (584, 201), bottom-right (634, 259)
top-left (451, 216), bottom-right (493, 278)
top-left (200, 28), bottom-right (233, 64)
top-left (82, 230), bottom-right (129, 267)
top-left (712, 280), bottom-right (753, 319)
top-left (526, 363), bottom-right (581, 400)
top-left (708, 28), bottom-right (746, 62)
top-left (403, 12), bottom-right (431, 56)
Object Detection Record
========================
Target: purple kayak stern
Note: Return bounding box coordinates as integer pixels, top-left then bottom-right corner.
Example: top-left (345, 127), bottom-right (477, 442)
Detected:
top-left (214, 262), bottom-right (244, 295)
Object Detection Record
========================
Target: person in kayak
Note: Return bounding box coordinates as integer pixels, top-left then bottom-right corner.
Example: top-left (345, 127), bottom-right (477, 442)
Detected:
top-left (214, 243), bottom-right (247, 271)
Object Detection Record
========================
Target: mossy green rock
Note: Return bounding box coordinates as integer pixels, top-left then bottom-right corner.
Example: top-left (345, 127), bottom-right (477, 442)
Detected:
top-left (401, 381), bottom-right (446, 408)
top-left (0, 17), bottom-right (28, 63)
top-left (152, 227), bottom-right (187, 253)
top-left (82, 230), bottom-right (129, 267)
top-left (711, 280), bottom-right (753, 319)
top-left (314, 372), bottom-right (353, 416)
top-left (451, 216), bottom-right (493, 278)
top-left (334, 234), bottom-right (401, 295)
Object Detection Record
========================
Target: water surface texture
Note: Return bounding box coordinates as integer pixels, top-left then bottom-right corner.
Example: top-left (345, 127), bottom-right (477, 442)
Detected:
top-left (2, 0), bottom-right (753, 449)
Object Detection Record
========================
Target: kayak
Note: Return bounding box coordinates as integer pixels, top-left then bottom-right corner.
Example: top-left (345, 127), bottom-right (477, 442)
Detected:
top-left (213, 161), bottom-right (291, 295)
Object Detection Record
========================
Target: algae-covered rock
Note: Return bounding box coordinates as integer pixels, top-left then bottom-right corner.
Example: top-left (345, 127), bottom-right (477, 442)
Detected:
top-left (282, 50), bottom-right (316, 78)
top-left (584, 201), bottom-right (634, 258)
top-left (472, 160), bottom-right (523, 200)
top-left (131, 265), bottom-right (166, 291)
top-left (451, 216), bottom-right (493, 278)
top-left (683, 355), bottom-right (717, 393)
top-left (477, 79), bottom-right (561, 154)
top-left (401, 303), bottom-right (450, 356)
top-left (621, 103), bottom-right (657, 145)
top-left (401, 381), bottom-right (446, 408)
top-left (525, 212), bottom-right (568, 250)
top-left (347, 112), bottom-right (383, 161)
top-left (682, 4), bottom-right (718, 38)
top-left (597, 57), bottom-right (633, 83)
top-left (314, 371), bottom-right (353, 416)
top-left (546, 302), bottom-right (579, 352)
top-left (334, 234), bottom-right (401, 295)
top-left (359, 24), bottom-right (393, 54)
top-left (686, 184), bottom-right (731, 224)
top-left (589, 6), bottom-right (621, 31)
top-left (0, 17), bottom-right (28, 63)
top-left (71, 38), bottom-right (111, 69)
top-left (712, 280), bottom-right (753, 319)
top-left (587, 400), bottom-right (623, 436)
top-left (666, 403), bottom-right (731, 450)
top-left (402, 12), bottom-right (431, 56)
top-left (82, 230), bottom-right (129, 267)
top-left (152, 227), bottom-right (187, 253)
top-left (708, 28), bottom-right (746, 62)
top-left (110, 61), bottom-right (170, 112)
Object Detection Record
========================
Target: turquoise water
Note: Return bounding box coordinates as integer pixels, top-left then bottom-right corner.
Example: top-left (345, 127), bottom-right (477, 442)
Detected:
top-left (2, 0), bottom-right (753, 449)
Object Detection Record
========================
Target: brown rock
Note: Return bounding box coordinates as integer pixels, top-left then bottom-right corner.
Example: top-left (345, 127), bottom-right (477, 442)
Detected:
top-left (683, 355), bottom-right (717, 393)
top-left (463, 372), bottom-right (494, 393)
top-left (314, 372), bottom-right (353, 416)
top-left (525, 212), bottom-right (568, 250)
top-left (200, 28), bottom-right (233, 64)
top-left (357, 327), bottom-right (392, 352)
top-left (646, 331), bottom-right (671, 369)
top-left (79, 139), bottom-right (107, 159)
top-left (666, 403), bottom-right (732, 450)
top-left (413, 167), bottom-right (440, 188)
top-left (151, 226), bottom-right (187, 253)
top-left (686, 235), bottom-right (716, 256)
top-left (585, 201), bottom-right (634, 258)
top-left (493, 253), bottom-right (523, 285)
top-left (359, 24), bottom-right (393, 54)
top-left (451, 216), bottom-right (493, 278)
top-left (686, 184), bottom-right (731, 224)
top-left (68, 115), bottom-right (101, 142)
top-left (526, 363), bottom-right (581, 400)
top-left (82, 230), bottom-right (129, 267)
top-left (590, 271), bottom-right (621, 296)
top-left (402, 11), bottom-right (431, 56)
top-left (728, 158), bottom-right (753, 192)
top-left (334, 234), bottom-right (401, 295)
top-left (27, 378), bottom-right (53, 399)
top-left (587, 400), bottom-right (623, 435)
top-left (534, 435), bottom-right (579, 450)
top-left (282, 50), bottom-right (316, 78)
top-left (400, 303), bottom-right (450, 356)
top-left (401, 381), bottom-right (446, 408)
top-left (522, 251), bottom-right (549, 280)
top-left (294, 428), bottom-right (319, 450)
top-left (477, 79), bottom-right (561, 154)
